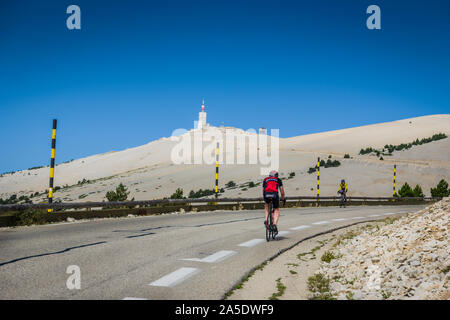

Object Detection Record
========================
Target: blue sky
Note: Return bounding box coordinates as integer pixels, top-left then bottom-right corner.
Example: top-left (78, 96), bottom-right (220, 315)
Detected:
top-left (0, 0), bottom-right (449, 173)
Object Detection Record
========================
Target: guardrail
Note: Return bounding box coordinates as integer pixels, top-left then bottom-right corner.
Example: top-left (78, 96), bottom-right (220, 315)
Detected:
top-left (0, 196), bottom-right (441, 212)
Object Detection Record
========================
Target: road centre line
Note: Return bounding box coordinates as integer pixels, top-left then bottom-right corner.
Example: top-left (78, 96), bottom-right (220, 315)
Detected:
top-left (149, 267), bottom-right (200, 287)
top-left (182, 250), bottom-right (237, 263)
top-left (238, 239), bottom-right (265, 248)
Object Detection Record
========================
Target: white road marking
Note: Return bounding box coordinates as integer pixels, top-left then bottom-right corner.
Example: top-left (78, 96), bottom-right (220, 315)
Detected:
top-left (238, 239), bottom-right (265, 248)
top-left (123, 297), bottom-right (148, 300)
top-left (149, 267), bottom-right (200, 287)
top-left (290, 225), bottom-right (311, 231)
top-left (383, 212), bottom-right (396, 215)
top-left (368, 214), bottom-right (381, 217)
top-left (351, 216), bottom-right (364, 220)
top-left (312, 221), bottom-right (329, 225)
top-left (182, 250), bottom-right (237, 263)
top-left (331, 218), bottom-right (348, 222)
top-left (277, 231), bottom-right (290, 237)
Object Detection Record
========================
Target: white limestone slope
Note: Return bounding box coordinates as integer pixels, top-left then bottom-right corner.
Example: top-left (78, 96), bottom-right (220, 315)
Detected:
top-left (0, 114), bottom-right (449, 202)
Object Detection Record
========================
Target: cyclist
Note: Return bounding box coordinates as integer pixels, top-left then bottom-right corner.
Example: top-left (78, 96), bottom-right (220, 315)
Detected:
top-left (338, 179), bottom-right (348, 207)
top-left (263, 170), bottom-right (285, 235)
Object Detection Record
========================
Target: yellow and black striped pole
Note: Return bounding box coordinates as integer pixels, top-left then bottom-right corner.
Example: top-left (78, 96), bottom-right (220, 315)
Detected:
top-left (316, 157), bottom-right (320, 202)
top-left (393, 164), bottom-right (396, 197)
top-left (48, 119), bottom-right (57, 212)
top-left (215, 142), bottom-right (219, 199)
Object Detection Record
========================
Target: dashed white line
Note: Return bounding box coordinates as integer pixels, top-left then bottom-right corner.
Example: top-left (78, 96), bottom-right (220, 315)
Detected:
top-left (290, 225), bottom-right (311, 231)
top-left (123, 297), bottom-right (148, 300)
top-left (149, 267), bottom-right (200, 287)
top-left (312, 221), bottom-right (329, 225)
top-left (368, 214), bottom-right (381, 217)
top-left (182, 250), bottom-right (237, 263)
top-left (238, 239), bottom-right (265, 248)
top-left (277, 231), bottom-right (290, 237)
top-left (351, 216), bottom-right (364, 220)
top-left (383, 212), bottom-right (396, 216)
top-left (331, 218), bottom-right (348, 222)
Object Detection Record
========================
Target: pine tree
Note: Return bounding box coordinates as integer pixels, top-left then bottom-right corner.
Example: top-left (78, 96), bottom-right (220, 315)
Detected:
top-left (412, 185), bottom-right (424, 198)
top-left (430, 179), bottom-right (450, 197)
top-left (398, 182), bottom-right (414, 197)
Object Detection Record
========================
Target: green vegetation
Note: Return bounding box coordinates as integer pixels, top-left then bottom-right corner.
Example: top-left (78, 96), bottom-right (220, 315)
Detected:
top-left (170, 188), bottom-right (184, 199)
top-left (359, 133), bottom-right (447, 156)
top-left (77, 178), bottom-right (91, 185)
top-left (430, 179), bottom-right (450, 197)
top-left (288, 172), bottom-right (295, 179)
top-left (397, 182), bottom-right (424, 198)
top-left (381, 290), bottom-right (392, 300)
top-left (344, 154), bottom-right (350, 158)
top-left (289, 270), bottom-right (297, 275)
top-left (307, 273), bottom-right (335, 300)
top-left (321, 251), bottom-right (338, 263)
top-left (106, 183), bottom-right (130, 201)
top-left (225, 181), bottom-right (236, 188)
top-left (269, 278), bottom-right (286, 300)
top-left (333, 230), bottom-right (360, 248)
top-left (297, 241), bottom-right (327, 261)
top-left (188, 188), bottom-right (218, 198)
top-left (0, 194), bottom-right (32, 205)
top-left (28, 165), bottom-right (46, 170)
top-left (307, 158), bottom-right (341, 174)
top-left (13, 209), bottom-right (49, 226)
top-left (248, 181), bottom-right (255, 188)
top-left (224, 261), bottom-right (268, 299)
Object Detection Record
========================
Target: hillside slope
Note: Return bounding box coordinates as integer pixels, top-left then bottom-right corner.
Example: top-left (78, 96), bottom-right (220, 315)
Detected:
top-left (0, 115), bottom-right (449, 202)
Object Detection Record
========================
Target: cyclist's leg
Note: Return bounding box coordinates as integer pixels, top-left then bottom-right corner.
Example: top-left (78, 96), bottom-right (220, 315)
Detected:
top-left (273, 195), bottom-right (280, 226)
top-left (264, 203), bottom-right (269, 224)
top-left (274, 208), bottom-right (280, 225)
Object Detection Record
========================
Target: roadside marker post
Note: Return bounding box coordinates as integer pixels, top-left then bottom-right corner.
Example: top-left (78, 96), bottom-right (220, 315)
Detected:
top-left (316, 157), bottom-right (320, 205)
top-left (393, 164), bottom-right (396, 200)
top-left (48, 119), bottom-right (57, 212)
top-left (215, 142), bottom-right (219, 201)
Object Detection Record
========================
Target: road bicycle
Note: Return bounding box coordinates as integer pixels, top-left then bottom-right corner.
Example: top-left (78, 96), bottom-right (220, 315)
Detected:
top-left (265, 196), bottom-right (286, 242)
top-left (338, 190), bottom-right (347, 208)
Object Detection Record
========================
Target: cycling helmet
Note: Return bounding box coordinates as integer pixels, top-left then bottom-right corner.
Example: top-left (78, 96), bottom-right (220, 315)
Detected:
top-left (341, 179), bottom-right (345, 183)
top-left (269, 170), bottom-right (279, 178)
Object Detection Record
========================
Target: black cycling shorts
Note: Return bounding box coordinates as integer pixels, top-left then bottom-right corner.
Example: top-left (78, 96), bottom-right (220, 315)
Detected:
top-left (264, 192), bottom-right (280, 209)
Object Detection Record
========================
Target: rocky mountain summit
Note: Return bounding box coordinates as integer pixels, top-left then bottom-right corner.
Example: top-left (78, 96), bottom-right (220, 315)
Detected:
top-left (316, 198), bottom-right (449, 300)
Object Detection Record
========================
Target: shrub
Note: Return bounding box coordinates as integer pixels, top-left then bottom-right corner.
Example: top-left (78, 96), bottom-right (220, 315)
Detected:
top-left (398, 182), bottom-right (414, 198)
top-left (430, 179), bottom-right (450, 198)
top-left (248, 181), bottom-right (255, 188)
top-left (225, 181), bottom-right (236, 188)
top-left (13, 209), bottom-right (49, 226)
top-left (170, 188), bottom-right (184, 199)
top-left (412, 185), bottom-right (424, 198)
top-left (344, 154), bottom-right (350, 158)
top-left (188, 188), bottom-right (216, 198)
top-left (106, 183), bottom-right (130, 201)
top-left (289, 172), bottom-right (295, 178)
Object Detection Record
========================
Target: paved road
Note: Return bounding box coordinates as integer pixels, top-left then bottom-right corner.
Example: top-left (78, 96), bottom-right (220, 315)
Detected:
top-left (0, 204), bottom-right (426, 299)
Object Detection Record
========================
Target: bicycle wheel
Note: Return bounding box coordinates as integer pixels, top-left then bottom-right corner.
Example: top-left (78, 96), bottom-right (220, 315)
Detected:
top-left (271, 208), bottom-right (276, 240)
top-left (266, 201), bottom-right (273, 242)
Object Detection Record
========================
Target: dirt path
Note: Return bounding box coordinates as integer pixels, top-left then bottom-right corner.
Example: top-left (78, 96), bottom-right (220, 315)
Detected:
top-left (226, 224), bottom-right (364, 300)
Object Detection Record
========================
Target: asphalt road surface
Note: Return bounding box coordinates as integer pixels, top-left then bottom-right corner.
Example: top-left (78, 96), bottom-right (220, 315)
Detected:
top-left (0, 204), bottom-right (427, 299)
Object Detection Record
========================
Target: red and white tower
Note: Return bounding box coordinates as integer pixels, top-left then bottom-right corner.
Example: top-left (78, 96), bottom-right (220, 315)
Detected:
top-left (198, 98), bottom-right (207, 129)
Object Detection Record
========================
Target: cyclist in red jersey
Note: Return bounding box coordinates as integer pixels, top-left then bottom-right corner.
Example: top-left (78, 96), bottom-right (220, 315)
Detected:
top-left (263, 170), bottom-right (285, 235)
